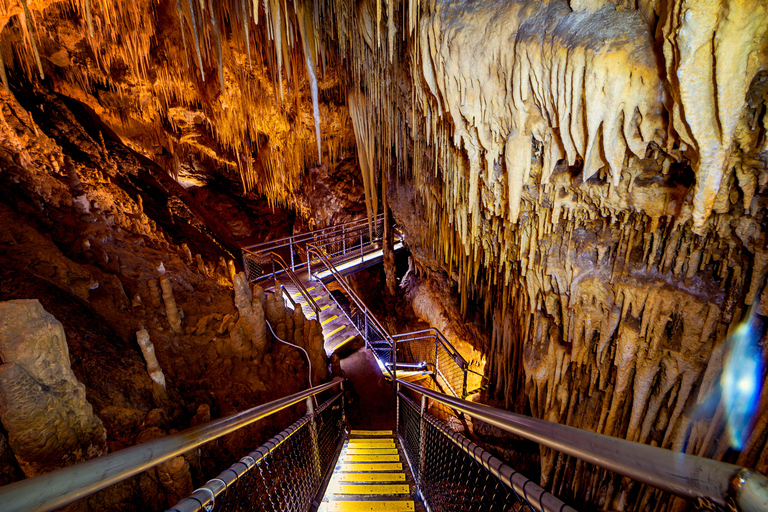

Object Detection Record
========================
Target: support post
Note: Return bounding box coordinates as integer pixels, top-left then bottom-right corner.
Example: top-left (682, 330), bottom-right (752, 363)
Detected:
top-left (342, 224), bottom-right (346, 255)
top-left (395, 382), bottom-right (400, 436)
top-left (360, 232), bottom-right (364, 259)
top-left (306, 397), bottom-right (321, 482)
top-left (307, 248), bottom-right (311, 277)
top-left (290, 238), bottom-right (295, 272)
top-left (419, 394), bottom-right (427, 482)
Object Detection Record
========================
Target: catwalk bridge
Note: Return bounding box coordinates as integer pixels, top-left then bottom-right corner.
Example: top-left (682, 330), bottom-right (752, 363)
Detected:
top-left (0, 216), bottom-right (766, 512)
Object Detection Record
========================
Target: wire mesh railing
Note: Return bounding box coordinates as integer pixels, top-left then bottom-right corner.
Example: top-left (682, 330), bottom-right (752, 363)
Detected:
top-left (398, 391), bottom-right (575, 512)
top-left (242, 214), bottom-right (389, 284)
top-left (168, 390), bottom-right (345, 512)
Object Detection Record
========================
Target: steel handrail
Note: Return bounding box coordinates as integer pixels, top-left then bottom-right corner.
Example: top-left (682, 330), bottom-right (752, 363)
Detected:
top-left (0, 379), bottom-right (345, 512)
top-left (242, 214), bottom-right (384, 253)
top-left (392, 328), bottom-right (467, 368)
top-left (269, 251), bottom-right (321, 321)
top-left (306, 243), bottom-right (397, 382)
top-left (397, 379), bottom-right (768, 512)
top-left (397, 391), bottom-right (576, 512)
top-left (168, 389), bottom-right (345, 512)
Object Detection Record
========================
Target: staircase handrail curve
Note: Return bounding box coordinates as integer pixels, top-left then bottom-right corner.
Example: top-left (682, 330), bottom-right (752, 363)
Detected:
top-left (396, 379), bottom-right (768, 512)
top-left (0, 379), bottom-right (345, 512)
top-left (391, 328), bottom-right (467, 369)
top-left (306, 243), bottom-right (395, 352)
top-left (268, 251), bottom-right (321, 321)
top-left (242, 213), bottom-right (385, 253)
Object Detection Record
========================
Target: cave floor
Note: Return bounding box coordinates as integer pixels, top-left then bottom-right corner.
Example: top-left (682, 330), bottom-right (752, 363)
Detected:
top-left (340, 348), bottom-right (396, 430)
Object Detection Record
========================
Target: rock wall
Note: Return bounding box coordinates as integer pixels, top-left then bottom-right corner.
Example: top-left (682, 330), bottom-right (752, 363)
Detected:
top-left (0, 300), bottom-right (107, 477)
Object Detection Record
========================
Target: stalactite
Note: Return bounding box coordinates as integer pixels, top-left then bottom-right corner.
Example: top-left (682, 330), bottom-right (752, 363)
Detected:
top-left (176, 0), bottom-right (190, 69)
top-left (210, 7), bottom-right (225, 90)
top-left (187, 0), bottom-right (206, 81)
top-left (19, 0), bottom-right (44, 79)
top-left (0, 45), bottom-right (8, 91)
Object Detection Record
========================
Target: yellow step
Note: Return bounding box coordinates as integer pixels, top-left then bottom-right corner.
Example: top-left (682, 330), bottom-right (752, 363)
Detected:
top-left (321, 304), bottom-right (333, 311)
top-left (350, 430), bottom-right (392, 436)
top-left (336, 473), bottom-right (406, 483)
top-left (291, 287), bottom-right (315, 298)
top-left (326, 502), bottom-right (414, 512)
top-left (348, 440), bottom-right (395, 446)
top-left (326, 325), bottom-right (346, 338)
top-left (339, 462), bottom-right (402, 471)
top-left (343, 454), bottom-right (400, 462)
top-left (321, 315), bottom-right (338, 326)
top-left (334, 484), bottom-right (410, 495)
top-left (334, 335), bottom-right (357, 349)
top-left (346, 448), bottom-right (398, 455)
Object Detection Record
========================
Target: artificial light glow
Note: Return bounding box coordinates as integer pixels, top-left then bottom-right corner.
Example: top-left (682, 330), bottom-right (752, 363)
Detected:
top-left (721, 306), bottom-right (764, 450)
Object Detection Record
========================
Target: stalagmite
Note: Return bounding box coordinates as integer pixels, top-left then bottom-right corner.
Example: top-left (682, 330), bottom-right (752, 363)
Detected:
top-left (148, 279), bottom-right (163, 309)
top-left (227, 260), bottom-right (237, 283)
top-left (136, 329), bottom-right (167, 391)
top-left (159, 275), bottom-right (183, 333)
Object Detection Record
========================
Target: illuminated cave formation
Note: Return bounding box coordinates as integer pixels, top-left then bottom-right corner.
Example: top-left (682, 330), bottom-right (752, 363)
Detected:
top-left (0, 0), bottom-right (767, 510)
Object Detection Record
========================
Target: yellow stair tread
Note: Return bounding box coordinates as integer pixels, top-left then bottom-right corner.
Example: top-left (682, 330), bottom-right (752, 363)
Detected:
top-left (347, 439), bottom-right (395, 446)
top-left (339, 462), bottom-right (402, 471)
top-left (343, 454), bottom-right (400, 462)
top-left (321, 315), bottom-right (339, 326)
top-left (336, 473), bottom-right (406, 482)
top-left (326, 501), bottom-right (414, 511)
top-left (350, 430), bottom-right (392, 436)
top-left (345, 448), bottom-right (398, 455)
top-left (290, 287), bottom-right (315, 298)
top-left (334, 484), bottom-right (410, 495)
top-left (326, 325), bottom-right (346, 338)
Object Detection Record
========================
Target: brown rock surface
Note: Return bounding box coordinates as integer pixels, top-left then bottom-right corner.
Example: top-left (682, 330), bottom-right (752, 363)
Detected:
top-left (0, 299), bottom-right (107, 477)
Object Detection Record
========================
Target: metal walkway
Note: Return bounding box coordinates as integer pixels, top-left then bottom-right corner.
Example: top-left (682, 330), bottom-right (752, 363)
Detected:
top-left (0, 216), bottom-right (766, 512)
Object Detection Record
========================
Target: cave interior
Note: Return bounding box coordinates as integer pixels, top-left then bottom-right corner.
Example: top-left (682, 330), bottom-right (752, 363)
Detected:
top-left (0, 0), bottom-right (767, 511)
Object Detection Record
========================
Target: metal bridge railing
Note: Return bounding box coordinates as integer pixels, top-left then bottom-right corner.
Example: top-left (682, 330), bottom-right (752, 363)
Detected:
top-left (397, 389), bottom-right (576, 512)
top-left (397, 379), bottom-right (768, 512)
top-left (242, 214), bottom-right (387, 283)
top-left (169, 388), bottom-right (345, 512)
top-left (305, 242), bottom-right (398, 383)
top-left (0, 379), bottom-right (345, 512)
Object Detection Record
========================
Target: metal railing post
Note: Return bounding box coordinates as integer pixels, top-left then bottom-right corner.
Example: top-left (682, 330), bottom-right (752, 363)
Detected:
top-left (462, 366), bottom-right (469, 399)
top-left (396, 382), bottom-right (400, 436)
top-left (419, 394), bottom-right (428, 481)
top-left (306, 247), bottom-right (311, 276)
top-left (360, 232), bottom-right (364, 259)
top-left (392, 340), bottom-right (397, 384)
top-left (342, 224), bottom-right (346, 255)
top-left (290, 238), bottom-right (295, 272)
top-left (306, 397), bottom-right (321, 482)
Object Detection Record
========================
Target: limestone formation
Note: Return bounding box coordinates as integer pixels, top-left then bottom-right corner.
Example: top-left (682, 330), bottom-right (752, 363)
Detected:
top-left (0, 300), bottom-right (107, 477)
top-left (148, 279), bottom-right (163, 309)
top-left (136, 329), bottom-right (168, 399)
top-left (159, 274), bottom-right (183, 333)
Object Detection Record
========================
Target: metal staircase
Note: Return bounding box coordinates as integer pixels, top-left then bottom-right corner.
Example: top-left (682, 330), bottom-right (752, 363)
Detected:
top-left (1, 216), bottom-right (766, 512)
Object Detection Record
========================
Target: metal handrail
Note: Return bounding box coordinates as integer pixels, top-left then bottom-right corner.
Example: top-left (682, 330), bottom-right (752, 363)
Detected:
top-left (306, 243), bottom-right (397, 383)
top-left (397, 379), bottom-right (768, 512)
top-left (392, 328), bottom-right (467, 368)
top-left (397, 391), bottom-right (576, 512)
top-left (0, 379), bottom-right (345, 512)
top-left (269, 251), bottom-right (321, 321)
top-left (242, 214), bottom-right (384, 253)
top-left (168, 389), bottom-right (345, 512)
